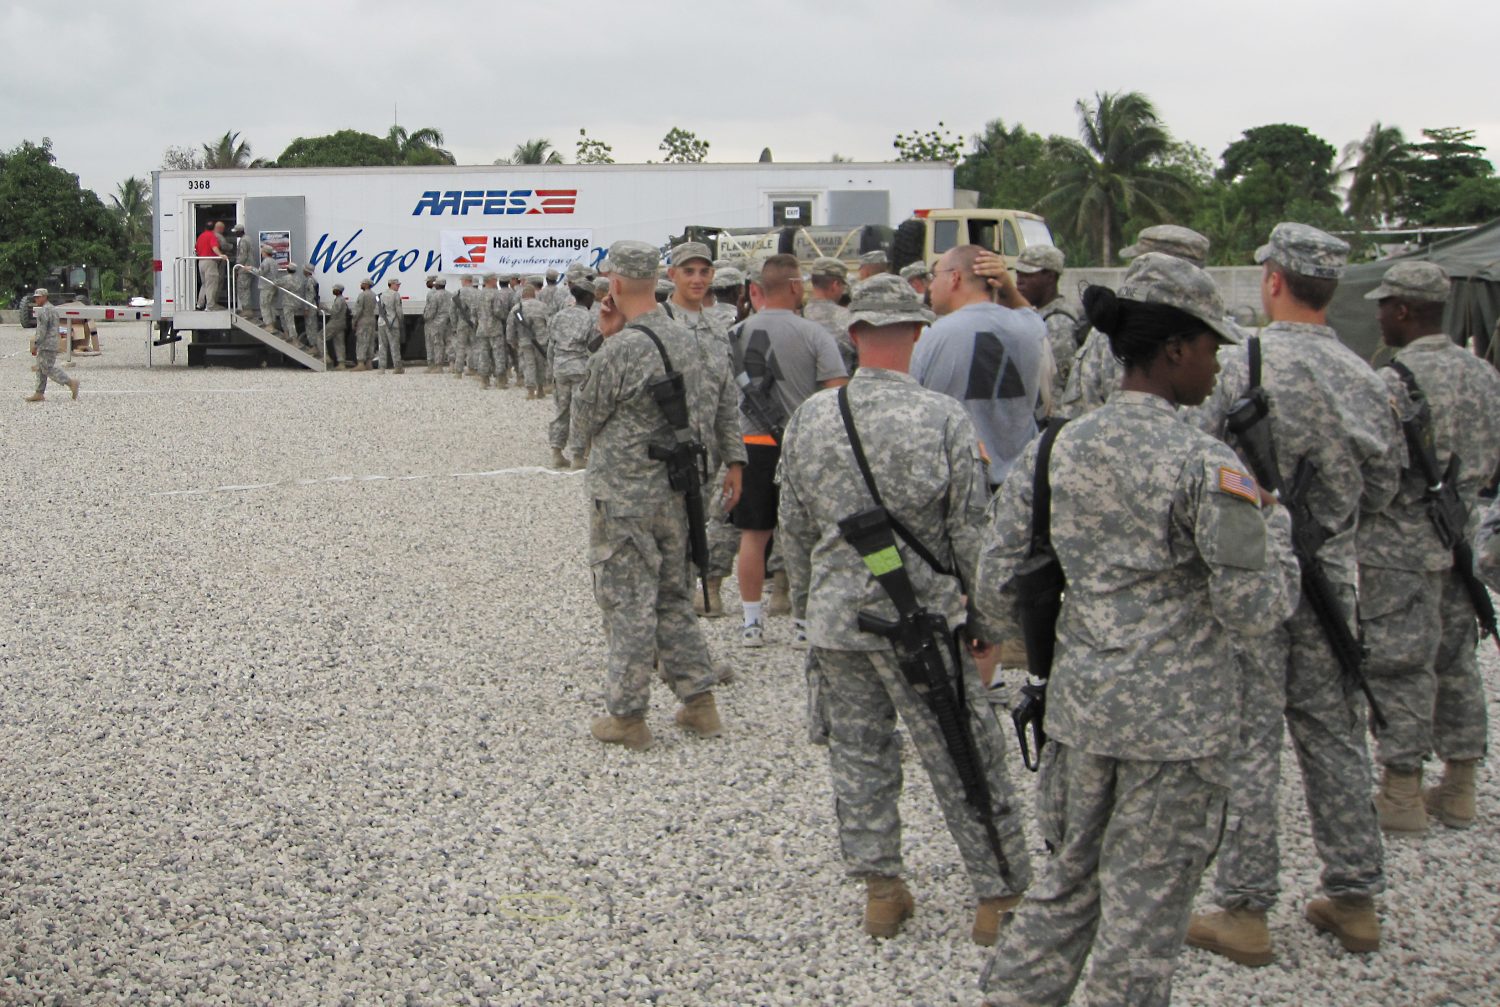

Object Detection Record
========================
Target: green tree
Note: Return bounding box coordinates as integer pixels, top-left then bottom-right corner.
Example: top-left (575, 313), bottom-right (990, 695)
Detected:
top-left (1042, 91), bottom-right (1190, 265)
top-left (276, 130), bottom-right (395, 168)
top-left (1401, 127), bottom-right (1495, 224)
top-left (110, 176), bottom-right (153, 295)
top-left (1430, 175), bottom-right (1500, 226)
top-left (659, 127), bottom-right (709, 163)
top-left (1217, 124), bottom-right (1339, 204)
top-left (202, 130), bottom-right (265, 169)
top-left (385, 125), bottom-right (455, 166)
top-left (575, 129), bottom-right (614, 164)
top-left (497, 138), bottom-right (563, 165)
top-left (1340, 121), bottom-right (1410, 225)
top-left (893, 122), bottom-right (962, 163)
top-left (110, 176), bottom-right (152, 245)
top-left (0, 139), bottom-right (122, 299)
top-left (955, 119), bottom-right (1068, 213)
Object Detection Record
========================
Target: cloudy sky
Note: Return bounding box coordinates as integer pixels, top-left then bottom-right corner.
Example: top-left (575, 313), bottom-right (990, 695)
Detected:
top-left (4, 0), bottom-right (1497, 201)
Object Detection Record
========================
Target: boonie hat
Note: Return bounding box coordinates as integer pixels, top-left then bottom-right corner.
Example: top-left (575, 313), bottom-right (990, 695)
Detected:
top-left (848, 273), bottom-right (936, 329)
top-left (1117, 252), bottom-right (1239, 344)
top-left (1120, 225), bottom-right (1210, 268)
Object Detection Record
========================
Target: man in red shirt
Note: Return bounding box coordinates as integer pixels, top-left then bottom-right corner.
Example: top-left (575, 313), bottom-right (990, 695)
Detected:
top-left (194, 221), bottom-right (227, 308)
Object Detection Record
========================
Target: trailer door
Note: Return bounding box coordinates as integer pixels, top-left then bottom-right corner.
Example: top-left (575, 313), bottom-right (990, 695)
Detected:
top-left (243, 196), bottom-right (308, 266)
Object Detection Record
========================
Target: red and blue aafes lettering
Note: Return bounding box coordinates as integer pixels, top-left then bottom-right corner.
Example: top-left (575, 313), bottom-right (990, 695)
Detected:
top-left (411, 190), bottom-right (577, 216)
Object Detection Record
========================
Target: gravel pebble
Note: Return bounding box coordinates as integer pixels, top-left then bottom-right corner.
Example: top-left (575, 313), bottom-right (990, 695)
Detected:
top-left (2, 322), bottom-right (1497, 1004)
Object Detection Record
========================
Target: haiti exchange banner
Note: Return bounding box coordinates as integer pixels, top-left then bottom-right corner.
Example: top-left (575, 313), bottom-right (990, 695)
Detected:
top-left (441, 229), bottom-right (593, 274)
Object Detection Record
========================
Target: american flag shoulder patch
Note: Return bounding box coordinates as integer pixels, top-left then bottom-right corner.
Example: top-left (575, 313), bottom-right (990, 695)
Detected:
top-left (1218, 466), bottom-right (1259, 503)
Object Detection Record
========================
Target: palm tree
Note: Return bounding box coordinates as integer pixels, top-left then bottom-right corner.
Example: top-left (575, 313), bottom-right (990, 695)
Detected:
top-left (1341, 121), bottom-right (1410, 225)
top-left (110, 176), bottom-right (152, 245)
top-left (201, 131), bottom-right (265, 169)
top-left (495, 138), bottom-right (563, 165)
top-left (386, 125), bottom-right (455, 166)
top-left (1042, 91), bottom-right (1188, 264)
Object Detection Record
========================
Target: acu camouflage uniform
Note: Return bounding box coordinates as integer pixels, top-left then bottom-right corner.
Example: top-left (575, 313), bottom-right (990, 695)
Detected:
top-left (452, 281), bottom-right (483, 374)
top-left (510, 291), bottom-right (551, 391)
top-left (976, 390), bottom-right (1297, 1007)
top-left (548, 302), bottom-right (595, 456)
top-left (376, 286), bottom-right (404, 369)
top-left (234, 232), bottom-right (258, 317)
top-left (256, 252), bottom-right (282, 335)
top-left (778, 367), bottom-right (1033, 902)
top-left (1036, 295), bottom-right (1082, 410)
top-left (803, 298), bottom-right (857, 375)
top-left (1359, 328), bottom-right (1500, 772)
top-left (1477, 496), bottom-right (1500, 592)
top-left (352, 286), bottom-right (378, 364)
top-left (30, 302), bottom-right (73, 394)
top-left (422, 285), bottom-right (456, 367)
top-left (573, 290), bottom-right (746, 719)
top-left (1192, 265), bottom-right (1399, 911)
top-left (275, 269), bottom-right (304, 347)
top-left (323, 291), bottom-right (350, 366)
top-left (474, 281), bottom-right (508, 381)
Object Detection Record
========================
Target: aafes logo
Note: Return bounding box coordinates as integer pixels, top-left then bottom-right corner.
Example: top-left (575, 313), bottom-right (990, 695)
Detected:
top-left (411, 189), bottom-right (578, 216)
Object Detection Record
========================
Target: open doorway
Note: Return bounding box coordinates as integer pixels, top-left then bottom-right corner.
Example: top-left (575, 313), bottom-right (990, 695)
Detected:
top-left (189, 201), bottom-right (240, 308)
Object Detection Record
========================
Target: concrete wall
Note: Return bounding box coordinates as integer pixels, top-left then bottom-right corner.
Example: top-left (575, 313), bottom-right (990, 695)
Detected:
top-left (1065, 266), bottom-right (1265, 326)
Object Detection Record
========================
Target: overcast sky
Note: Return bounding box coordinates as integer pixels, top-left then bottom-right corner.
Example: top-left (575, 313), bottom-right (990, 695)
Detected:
top-left (4, 0), bottom-right (1497, 202)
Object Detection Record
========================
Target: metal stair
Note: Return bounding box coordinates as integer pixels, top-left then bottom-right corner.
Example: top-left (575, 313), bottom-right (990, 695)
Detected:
top-left (228, 313), bottom-right (326, 371)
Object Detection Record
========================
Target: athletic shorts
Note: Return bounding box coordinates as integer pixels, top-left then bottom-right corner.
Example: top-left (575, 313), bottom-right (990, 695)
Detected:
top-left (730, 442), bottom-right (781, 532)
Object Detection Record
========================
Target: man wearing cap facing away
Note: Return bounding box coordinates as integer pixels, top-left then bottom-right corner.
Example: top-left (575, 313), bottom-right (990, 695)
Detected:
top-left (804, 257), bottom-right (858, 375)
top-left (1356, 260), bottom-right (1500, 835)
top-left (25, 288), bottom-right (79, 402)
top-left (899, 259), bottom-right (930, 298)
top-left (1013, 244), bottom-right (1081, 411)
top-left (376, 278), bottom-right (405, 374)
top-left (324, 283), bottom-right (351, 368)
top-left (778, 273), bottom-right (1032, 946)
top-left (574, 241), bottom-right (746, 751)
top-left (232, 224), bottom-right (256, 317)
top-left (857, 249), bottom-right (890, 282)
top-left (352, 279), bottom-right (378, 370)
top-left (1187, 222), bottom-right (1399, 966)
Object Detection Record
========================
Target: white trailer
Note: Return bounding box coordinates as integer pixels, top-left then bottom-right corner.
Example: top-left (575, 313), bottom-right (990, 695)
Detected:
top-left (145, 162), bottom-right (954, 369)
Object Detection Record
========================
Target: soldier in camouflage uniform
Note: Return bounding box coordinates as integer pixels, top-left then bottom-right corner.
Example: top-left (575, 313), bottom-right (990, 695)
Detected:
top-left (376, 278), bottom-right (405, 374)
top-left (352, 279), bottom-right (378, 370)
top-left (1356, 261), bottom-right (1500, 834)
top-left (511, 276), bottom-right (552, 398)
top-left (296, 264), bottom-right (320, 349)
top-left (663, 242), bottom-right (741, 617)
top-left (422, 278), bottom-right (456, 372)
top-left (452, 275), bottom-right (481, 378)
top-left (257, 246), bottom-right (283, 336)
top-left (473, 274), bottom-right (503, 389)
top-left (548, 273), bottom-right (597, 467)
top-left (233, 225), bottom-right (257, 318)
top-left (857, 248), bottom-right (889, 282)
top-left (275, 264), bottom-right (304, 348)
top-left (707, 266), bottom-right (743, 329)
top-left (1056, 224), bottom-right (1212, 419)
top-left (977, 254), bottom-right (1298, 1007)
top-left (324, 284), bottom-right (351, 368)
top-left (1187, 223), bottom-right (1399, 966)
top-left (1013, 244), bottom-right (1082, 412)
top-left (804, 257), bottom-right (857, 375)
top-left (24, 289), bottom-right (79, 402)
top-left (575, 241), bottom-right (747, 751)
top-left (899, 259), bottom-right (930, 297)
top-left (779, 274), bottom-right (1033, 946)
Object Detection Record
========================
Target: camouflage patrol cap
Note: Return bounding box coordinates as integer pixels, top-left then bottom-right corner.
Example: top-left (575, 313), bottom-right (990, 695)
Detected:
top-left (848, 273), bottom-right (935, 329)
top-left (231, 224), bottom-right (244, 234)
top-left (303, 263), bottom-right (314, 273)
top-left (359, 279), bottom-right (372, 288)
top-left (526, 274), bottom-right (544, 286)
top-left (545, 268), bottom-right (559, 279)
top-left (670, 241), bottom-right (713, 267)
top-left (899, 260), bottom-right (930, 281)
top-left (434, 277), bottom-right (447, 287)
top-left (1120, 225), bottom-right (1210, 268)
top-left (1364, 260), bottom-right (1450, 303)
top-left (425, 275), bottom-right (437, 283)
top-left (1014, 244), bottom-right (1065, 275)
top-left (656, 278), bottom-right (674, 298)
top-left (604, 240), bottom-right (661, 280)
top-left (284, 262), bottom-right (298, 271)
top-left (1117, 252), bottom-right (1239, 344)
top-left (482, 273), bottom-right (498, 282)
top-left (743, 259), bottom-right (766, 286)
top-left (33, 287), bottom-right (48, 297)
top-left (713, 266), bottom-right (745, 288)
top-left (1255, 222), bottom-right (1348, 279)
top-left (592, 276), bottom-right (610, 293)
top-left (809, 257), bottom-right (848, 280)
top-left (712, 258), bottom-right (730, 270)
top-left (859, 249), bottom-right (889, 266)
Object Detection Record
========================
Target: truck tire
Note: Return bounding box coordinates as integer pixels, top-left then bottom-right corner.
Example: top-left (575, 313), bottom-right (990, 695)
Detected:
top-left (892, 218), bottom-right (926, 272)
top-left (21, 299), bottom-right (36, 329)
top-left (858, 225), bottom-right (894, 256)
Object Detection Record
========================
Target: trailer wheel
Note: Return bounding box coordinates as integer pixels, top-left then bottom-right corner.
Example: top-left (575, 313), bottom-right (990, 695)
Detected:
top-left (892, 218), bottom-right (926, 272)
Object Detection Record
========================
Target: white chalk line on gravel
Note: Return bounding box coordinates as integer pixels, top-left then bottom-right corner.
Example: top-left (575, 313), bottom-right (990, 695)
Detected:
top-left (150, 466), bottom-right (583, 497)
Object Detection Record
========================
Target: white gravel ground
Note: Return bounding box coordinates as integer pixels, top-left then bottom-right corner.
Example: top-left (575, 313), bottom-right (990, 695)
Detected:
top-left (2, 322), bottom-right (1497, 1005)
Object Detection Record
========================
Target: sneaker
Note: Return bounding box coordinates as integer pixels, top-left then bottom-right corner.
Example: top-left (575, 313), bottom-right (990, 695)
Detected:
top-left (742, 621), bottom-right (765, 648)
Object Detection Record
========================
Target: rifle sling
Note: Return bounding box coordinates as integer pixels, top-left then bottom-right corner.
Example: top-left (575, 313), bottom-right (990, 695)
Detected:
top-left (837, 384), bottom-right (955, 580)
top-left (1030, 420), bottom-right (1067, 558)
top-left (1248, 332), bottom-right (1261, 390)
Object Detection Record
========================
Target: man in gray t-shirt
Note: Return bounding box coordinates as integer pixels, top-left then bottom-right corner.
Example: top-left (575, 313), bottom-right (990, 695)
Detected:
top-left (912, 244), bottom-right (1047, 488)
top-left (725, 254), bottom-right (847, 644)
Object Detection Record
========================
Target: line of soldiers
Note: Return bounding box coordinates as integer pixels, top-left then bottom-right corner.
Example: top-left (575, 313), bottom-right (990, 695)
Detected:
top-left (562, 222), bottom-right (1499, 1007)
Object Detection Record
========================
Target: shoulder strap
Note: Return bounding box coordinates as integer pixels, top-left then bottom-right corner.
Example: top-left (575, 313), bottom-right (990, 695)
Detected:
top-left (1248, 333), bottom-right (1262, 390)
top-left (1387, 357), bottom-right (1420, 397)
top-left (627, 322), bottom-right (673, 373)
top-left (837, 384), bottom-right (955, 578)
top-left (1030, 420), bottom-right (1067, 556)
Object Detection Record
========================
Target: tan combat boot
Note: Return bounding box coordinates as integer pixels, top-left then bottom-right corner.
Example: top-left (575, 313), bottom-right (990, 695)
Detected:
top-left (497, 374), bottom-right (509, 389)
top-left (480, 375), bottom-right (491, 389)
top-left (393, 366), bottom-right (405, 374)
top-left (1305, 895), bottom-right (1380, 953)
top-left (972, 894), bottom-right (1022, 947)
top-left (864, 876), bottom-right (914, 939)
top-left (590, 714), bottom-right (652, 751)
top-left (571, 450), bottom-right (588, 470)
top-left (24, 392), bottom-right (44, 403)
top-left (1374, 767), bottom-right (1427, 834)
top-left (1425, 759), bottom-right (1478, 829)
top-left (69, 378), bottom-right (80, 400)
top-left (1186, 907), bottom-right (1274, 966)
top-left (704, 578), bottom-right (724, 618)
top-left (674, 692), bottom-right (722, 738)
top-left (551, 448), bottom-right (569, 470)
top-left (767, 569), bottom-right (791, 616)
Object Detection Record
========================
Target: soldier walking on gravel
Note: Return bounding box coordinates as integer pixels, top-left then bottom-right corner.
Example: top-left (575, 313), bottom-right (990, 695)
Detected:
top-left (377, 278), bottom-right (405, 374)
top-left (778, 274), bottom-right (1033, 947)
top-left (546, 273), bottom-right (596, 464)
top-left (423, 278), bottom-right (456, 373)
top-left (976, 255), bottom-right (1296, 1006)
top-left (1187, 224), bottom-right (1399, 966)
top-left (1356, 261), bottom-right (1500, 835)
top-left (574, 241), bottom-right (745, 752)
top-left (352, 279), bottom-right (378, 370)
top-left (24, 288), bottom-right (80, 403)
top-left (324, 284), bottom-right (351, 368)
top-left (453, 275), bottom-right (481, 378)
